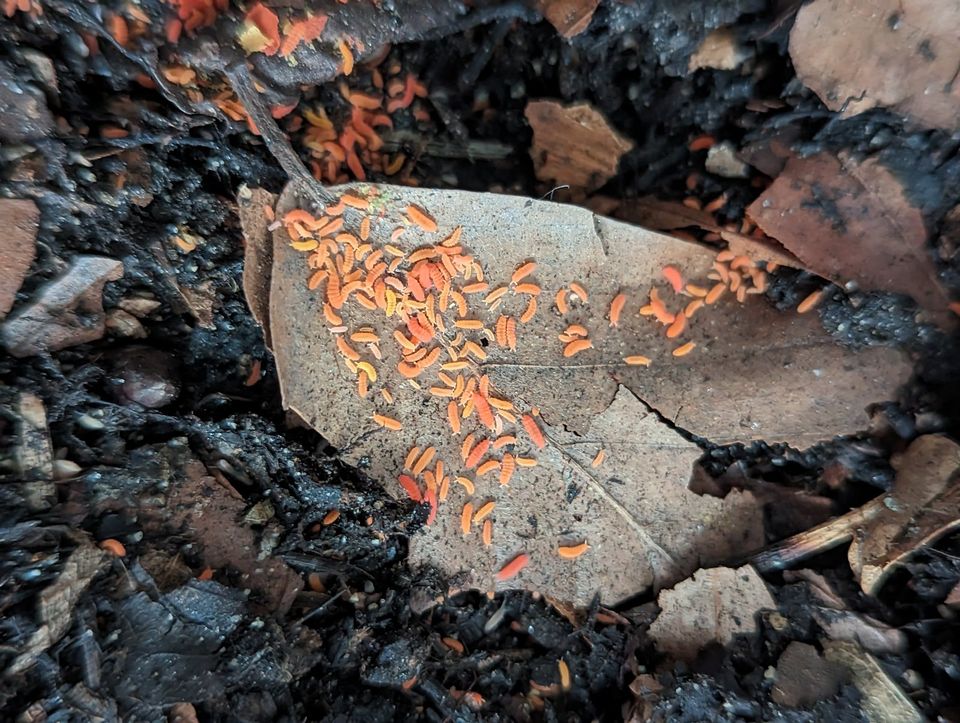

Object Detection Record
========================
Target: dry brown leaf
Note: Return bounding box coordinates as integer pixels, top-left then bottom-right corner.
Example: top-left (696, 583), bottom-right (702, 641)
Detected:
top-left (648, 564), bottom-right (776, 661)
top-left (822, 641), bottom-right (924, 723)
top-left (790, 0), bottom-right (960, 130)
top-left (748, 152), bottom-right (950, 315)
top-left (246, 181), bottom-right (911, 604)
top-left (0, 198), bottom-right (39, 319)
top-left (536, 0), bottom-right (600, 38)
top-left (525, 100), bottom-right (634, 190)
top-left (848, 434), bottom-right (960, 595)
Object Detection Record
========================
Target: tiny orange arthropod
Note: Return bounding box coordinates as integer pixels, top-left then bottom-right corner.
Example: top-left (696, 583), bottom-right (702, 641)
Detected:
top-left (569, 282), bottom-right (588, 303)
top-left (473, 500), bottom-right (496, 522)
top-left (460, 503), bottom-right (473, 535)
top-left (513, 283), bottom-right (541, 296)
top-left (495, 553), bottom-right (530, 581)
top-left (482, 519), bottom-right (493, 546)
top-left (520, 296), bottom-right (537, 323)
top-left (412, 447), bottom-right (436, 475)
top-left (797, 289), bottom-right (825, 314)
top-left (662, 266), bottom-right (684, 294)
top-left (705, 283), bottom-right (725, 305)
top-left (665, 312), bottom-right (687, 339)
top-left (406, 205), bottom-right (437, 232)
top-left (403, 446), bottom-right (421, 471)
top-left (473, 393), bottom-right (495, 429)
top-left (624, 355), bottom-right (652, 366)
top-left (563, 338), bottom-right (593, 357)
top-left (555, 287), bottom-right (569, 314)
top-left (456, 476), bottom-right (475, 495)
top-left (511, 261), bottom-right (537, 284)
top-left (495, 316), bottom-right (508, 346)
top-left (336, 336), bottom-right (361, 361)
top-left (672, 341), bottom-right (697, 357)
top-left (608, 293), bottom-right (627, 327)
top-left (398, 474), bottom-right (421, 501)
top-left (322, 509), bottom-right (340, 525)
top-left (477, 459), bottom-right (499, 476)
top-left (505, 317), bottom-right (517, 350)
top-left (591, 449), bottom-right (605, 468)
top-left (465, 438), bottom-right (490, 468)
top-left (558, 542), bottom-right (589, 559)
top-left (447, 400), bottom-right (461, 434)
top-left (461, 432), bottom-right (476, 461)
top-left (100, 538), bottom-right (126, 557)
top-left (521, 414), bottom-right (545, 449)
top-left (499, 453), bottom-right (515, 486)
top-left (372, 413), bottom-right (402, 431)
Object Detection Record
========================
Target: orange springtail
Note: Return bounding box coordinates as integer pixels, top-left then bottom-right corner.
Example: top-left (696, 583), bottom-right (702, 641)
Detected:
top-left (412, 446), bottom-right (436, 475)
top-left (447, 400), bottom-right (461, 434)
top-left (473, 500), bottom-right (495, 522)
top-left (322, 509), bottom-right (340, 525)
top-left (797, 289), bottom-right (825, 314)
top-left (499, 453), bottom-right (515, 486)
top-left (672, 341), bottom-right (696, 357)
top-left (569, 282), bottom-right (588, 302)
top-left (512, 261), bottom-right (537, 284)
top-left (555, 287), bottom-right (569, 314)
top-left (514, 283), bottom-right (541, 296)
top-left (522, 414), bottom-right (545, 449)
top-left (477, 459), bottom-right (499, 476)
top-left (482, 519), bottom-right (493, 546)
top-left (662, 266), bottom-right (684, 294)
top-left (558, 542), bottom-right (589, 559)
top-left (398, 474), bottom-right (421, 501)
top-left (465, 438), bottom-right (490, 468)
top-left (705, 283), bottom-right (725, 305)
top-left (460, 503), bottom-right (473, 535)
top-left (474, 394), bottom-right (495, 429)
top-left (608, 293), bottom-right (627, 327)
top-left (665, 313), bottom-right (686, 339)
top-left (563, 338), bottom-right (593, 357)
top-left (591, 449), bottom-right (605, 467)
top-left (624, 355), bottom-right (652, 366)
top-left (373, 413), bottom-right (402, 431)
top-left (406, 205), bottom-right (437, 232)
top-left (520, 296), bottom-right (537, 323)
top-left (495, 553), bottom-right (530, 581)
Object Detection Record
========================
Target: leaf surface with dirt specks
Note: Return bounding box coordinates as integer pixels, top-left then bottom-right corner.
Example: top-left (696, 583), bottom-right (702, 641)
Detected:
top-left (242, 180), bottom-right (911, 604)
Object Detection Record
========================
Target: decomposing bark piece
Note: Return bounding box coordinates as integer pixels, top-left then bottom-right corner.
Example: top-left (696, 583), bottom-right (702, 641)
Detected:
top-left (0, 198), bottom-right (39, 319)
top-left (525, 100), bottom-right (634, 190)
top-left (771, 641), bottom-right (846, 708)
top-left (2, 255), bottom-right (123, 357)
top-left (0, 59), bottom-right (55, 144)
top-left (648, 564), bottom-right (776, 661)
top-left (238, 186), bottom-right (277, 348)
top-left (248, 181), bottom-right (912, 603)
top-left (13, 392), bottom-right (55, 511)
top-left (9, 543), bottom-right (108, 675)
top-left (616, 196), bottom-right (801, 269)
top-left (848, 434), bottom-right (960, 595)
top-left (822, 641), bottom-right (924, 723)
top-left (790, 0), bottom-right (960, 131)
top-left (688, 28), bottom-right (750, 72)
top-left (748, 152), bottom-right (950, 315)
top-left (536, 0), bottom-right (600, 38)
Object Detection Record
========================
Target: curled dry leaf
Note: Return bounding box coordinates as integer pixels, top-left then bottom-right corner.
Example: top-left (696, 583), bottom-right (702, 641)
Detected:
top-left (748, 152), bottom-right (950, 316)
top-left (848, 434), bottom-right (960, 596)
top-left (525, 100), bottom-right (634, 191)
top-left (648, 564), bottom-right (776, 661)
top-left (790, 0), bottom-right (960, 131)
top-left (245, 181), bottom-right (910, 604)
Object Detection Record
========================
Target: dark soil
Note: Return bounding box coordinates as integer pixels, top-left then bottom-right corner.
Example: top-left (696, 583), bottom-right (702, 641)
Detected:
top-left (1, 1), bottom-right (958, 721)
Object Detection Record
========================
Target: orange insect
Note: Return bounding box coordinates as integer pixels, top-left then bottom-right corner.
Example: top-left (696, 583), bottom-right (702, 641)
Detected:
top-left (608, 293), bottom-right (627, 327)
top-left (412, 446), bottom-right (436, 475)
top-left (797, 289), bottom-right (825, 314)
top-left (447, 400), bottom-right (461, 434)
top-left (406, 204), bottom-right (438, 232)
top-left (665, 312), bottom-right (687, 339)
top-left (372, 413), bottom-right (402, 431)
top-left (558, 542), bottom-right (589, 559)
top-left (322, 509), bottom-right (340, 525)
top-left (506, 317), bottom-right (517, 350)
top-left (465, 438), bottom-right (490, 468)
top-left (425, 487), bottom-right (438, 525)
top-left (521, 414), bottom-right (545, 449)
top-left (460, 503), bottom-right (473, 535)
top-left (520, 296), bottom-right (537, 323)
top-left (473, 500), bottom-right (495, 522)
top-left (482, 519), bottom-right (493, 546)
top-left (624, 355), bottom-right (652, 366)
top-left (591, 449), bottom-right (605, 467)
top-left (473, 393), bottom-right (495, 429)
top-left (495, 553), bottom-right (530, 581)
top-left (477, 459), bottom-right (499, 476)
top-left (563, 338), bottom-right (593, 357)
top-left (672, 341), bottom-right (697, 357)
top-left (558, 659), bottom-right (572, 691)
top-left (499, 453), bottom-right (515, 486)
top-left (569, 282), bottom-right (588, 303)
top-left (555, 287), bottom-right (569, 315)
top-left (100, 538), bottom-right (126, 557)
top-left (512, 261), bottom-right (537, 284)
top-left (398, 474), bottom-right (422, 502)
top-left (662, 266), bottom-right (684, 294)
top-left (513, 283), bottom-right (541, 296)
top-left (403, 446), bottom-right (421, 471)
top-left (705, 283), bottom-right (725, 305)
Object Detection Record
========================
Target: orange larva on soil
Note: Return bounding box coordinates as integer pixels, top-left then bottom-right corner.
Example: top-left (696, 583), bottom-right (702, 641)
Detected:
top-left (398, 474), bottom-right (421, 501)
top-left (666, 313), bottom-right (687, 339)
top-left (662, 265), bottom-right (684, 294)
top-left (686, 283), bottom-right (708, 297)
top-left (448, 400), bottom-right (462, 434)
top-left (442, 637), bottom-right (465, 654)
top-left (308, 270), bottom-right (327, 291)
top-left (493, 435), bottom-right (517, 449)
top-left (564, 324), bottom-right (588, 337)
top-left (522, 414), bottom-right (546, 449)
top-left (482, 519), bottom-right (493, 546)
top-left (568, 282), bottom-right (588, 303)
top-left (100, 538), bottom-right (126, 557)
top-left (373, 413), bottom-right (402, 431)
top-left (500, 453), bottom-right (515, 486)
top-left (513, 282), bottom-right (541, 296)
top-left (461, 433), bottom-right (476, 461)
top-left (608, 293), bottom-right (627, 327)
top-left (473, 393), bottom-right (496, 429)
top-left (705, 283), bottom-right (725, 305)
top-left (672, 341), bottom-right (697, 357)
top-left (485, 286), bottom-right (508, 304)
top-left (520, 296), bottom-right (537, 323)
top-left (797, 289), bottom-right (825, 314)
top-left (359, 216), bottom-right (371, 241)
top-left (559, 659), bottom-right (572, 691)
top-left (506, 317), bottom-right (518, 350)
top-left (413, 446), bottom-right (436, 475)
top-left (511, 261), bottom-right (537, 284)
top-left (473, 500), bottom-right (495, 522)
top-left (591, 449), bottom-right (605, 467)
top-left (323, 303), bottom-right (342, 325)
top-left (404, 446), bottom-right (421, 471)
top-left (463, 282), bottom-right (489, 294)
top-left (624, 355), bottom-right (652, 366)
top-left (456, 476), bottom-right (476, 495)
top-left (336, 336), bottom-right (361, 361)
top-left (357, 371), bottom-right (369, 397)
top-left (406, 204), bottom-right (438, 232)
top-left (558, 542), bottom-right (590, 559)
top-left (460, 503), bottom-right (473, 535)
top-left (477, 459), bottom-right (500, 476)
top-left (563, 338), bottom-right (593, 357)
top-left (495, 316), bottom-right (508, 347)
top-left (323, 509), bottom-right (341, 525)
top-left (465, 438), bottom-right (491, 468)
top-left (555, 287), bottom-right (569, 314)
top-left (495, 553), bottom-right (530, 581)
top-left (515, 456), bottom-right (537, 467)
top-left (684, 299), bottom-right (704, 317)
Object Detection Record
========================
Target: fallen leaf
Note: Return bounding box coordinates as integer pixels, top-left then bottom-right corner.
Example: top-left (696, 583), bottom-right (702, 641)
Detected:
top-left (848, 434), bottom-right (960, 595)
top-left (822, 641), bottom-right (924, 723)
top-left (536, 0), bottom-right (600, 38)
top-left (648, 564), bottom-right (776, 661)
top-left (246, 182), bottom-right (911, 604)
top-left (1, 255), bottom-right (123, 357)
top-left (525, 100), bottom-right (634, 191)
top-left (790, 0), bottom-right (960, 130)
top-left (0, 198), bottom-right (39, 319)
top-left (748, 152), bottom-right (950, 315)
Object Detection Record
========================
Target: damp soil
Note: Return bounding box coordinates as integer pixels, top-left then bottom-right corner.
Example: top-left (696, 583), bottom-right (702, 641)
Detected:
top-left (2, 2), bottom-right (959, 721)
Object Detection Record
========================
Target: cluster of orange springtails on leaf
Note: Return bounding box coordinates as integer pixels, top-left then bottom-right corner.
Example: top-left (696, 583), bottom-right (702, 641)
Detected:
top-left (277, 189), bottom-right (793, 585)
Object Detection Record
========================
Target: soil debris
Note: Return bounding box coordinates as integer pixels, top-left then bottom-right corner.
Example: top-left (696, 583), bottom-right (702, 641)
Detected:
top-left (0, 198), bottom-right (39, 318)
